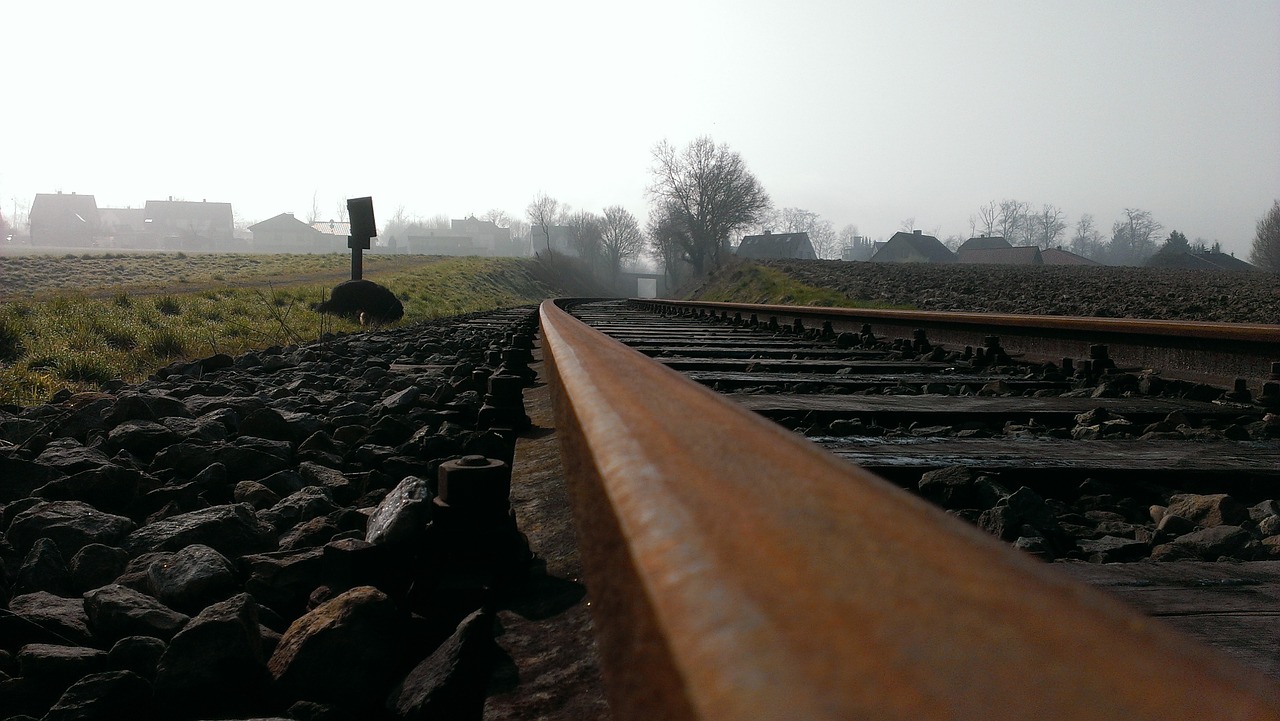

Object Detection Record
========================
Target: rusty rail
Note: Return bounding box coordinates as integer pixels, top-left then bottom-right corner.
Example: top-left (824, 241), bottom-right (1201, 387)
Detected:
top-left (637, 298), bottom-right (1280, 388)
top-left (539, 299), bottom-right (1280, 721)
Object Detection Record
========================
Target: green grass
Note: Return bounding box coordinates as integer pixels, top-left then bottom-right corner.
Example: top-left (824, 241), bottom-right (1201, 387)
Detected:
top-left (0, 255), bottom-right (566, 406)
top-left (691, 261), bottom-right (911, 309)
top-left (0, 251), bottom-right (428, 299)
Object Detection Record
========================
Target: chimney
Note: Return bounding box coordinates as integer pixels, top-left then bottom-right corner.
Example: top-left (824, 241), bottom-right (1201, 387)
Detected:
top-left (913, 229), bottom-right (922, 236)
top-left (764, 229), bottom-right (772, 235)
top-left (168, 196), bottom-right (173, 201)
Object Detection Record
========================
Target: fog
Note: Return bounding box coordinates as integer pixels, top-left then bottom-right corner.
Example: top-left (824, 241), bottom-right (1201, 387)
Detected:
top-left (3, 0), bottom-right (1277, 259)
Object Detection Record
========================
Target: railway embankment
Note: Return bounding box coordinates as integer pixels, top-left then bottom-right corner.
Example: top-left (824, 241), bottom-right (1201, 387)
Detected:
top-left (0, 307), bottom-right (592, 720)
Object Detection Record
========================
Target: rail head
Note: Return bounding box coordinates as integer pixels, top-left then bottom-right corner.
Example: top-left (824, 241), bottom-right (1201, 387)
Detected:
top-left (539, 299), bottom-right (1280, 721)
top-left (639, 298), bottom-right (1280, 343)
top-left (632, 298), bottom-right (1280, 388)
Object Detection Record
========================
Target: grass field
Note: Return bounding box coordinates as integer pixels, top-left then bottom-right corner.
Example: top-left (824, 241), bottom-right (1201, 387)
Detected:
top-left (0, 251), bottom-right (434, 299)
top-left (0, 253), bottom-right (567, 407)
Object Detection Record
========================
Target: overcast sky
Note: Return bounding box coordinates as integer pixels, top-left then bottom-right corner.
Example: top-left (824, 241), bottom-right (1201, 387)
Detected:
top-left (5, 0), bottom-right (1278, 256)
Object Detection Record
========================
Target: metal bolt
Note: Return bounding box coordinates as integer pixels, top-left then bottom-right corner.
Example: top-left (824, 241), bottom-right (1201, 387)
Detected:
top-left (436, 455), bottom-right (511, 511)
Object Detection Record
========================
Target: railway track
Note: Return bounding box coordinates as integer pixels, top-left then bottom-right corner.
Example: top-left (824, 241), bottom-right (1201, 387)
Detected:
top-left (538, 297), bottom-right (1280, 720)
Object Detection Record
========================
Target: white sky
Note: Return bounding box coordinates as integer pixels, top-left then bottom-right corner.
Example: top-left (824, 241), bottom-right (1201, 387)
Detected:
top-left (5, 0), bottom-right (1278, 256)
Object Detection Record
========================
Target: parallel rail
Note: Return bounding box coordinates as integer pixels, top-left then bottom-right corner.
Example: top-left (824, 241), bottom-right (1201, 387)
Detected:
top-left (639, 298), bottom-right (1280, 388)
top-left (539, 298), bottom-right (1280, 721)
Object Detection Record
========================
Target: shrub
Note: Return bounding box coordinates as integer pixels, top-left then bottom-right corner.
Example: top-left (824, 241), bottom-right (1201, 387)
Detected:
top-left (147, 328), bottom-right (187, 358)
top-left (113, 291), bottom-right (132, 308)
top-left (97, 323), bottom-right (139, 351)
top-left (57, 354), bottom-right (116, 384)
top-left (0, 317), bottom-right (24, 363)
top-left (154, 295), bottom-right (182, 316)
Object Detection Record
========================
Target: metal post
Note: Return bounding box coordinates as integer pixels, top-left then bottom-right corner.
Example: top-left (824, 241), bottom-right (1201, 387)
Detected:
top-left (348, 237), bottom-right (365, 280)
top-left (346, 197), bottom-right (376, 282)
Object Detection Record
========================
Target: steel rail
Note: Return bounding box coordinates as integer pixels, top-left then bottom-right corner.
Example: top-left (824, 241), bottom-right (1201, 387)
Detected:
top-left (636, 298), bottom-right (1280, 387)
top-left (539, 298), bottom-right (1280, 721)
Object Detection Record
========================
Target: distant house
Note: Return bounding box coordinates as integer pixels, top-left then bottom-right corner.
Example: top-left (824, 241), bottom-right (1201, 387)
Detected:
top-left (98, 207), bottom-right (149, 247)
top-left (736, 230), bottom-right (817, 260)
top-left (30, 192), bottom-right (100, 247)
top-left (143, 199), bottom-right (234, 250)
top-left (868, 230), bottom-right (955, 263)
top-left (312, 220), bottom-right (351, 253)
top-left (248, 213), bottom-right (327, 253)
top-left (451, 217), bottom-right (515, 256)
top-left (840, 236), bottom-right (876, 261)
top-left (1147, 248), bottom-right (1256, 272)
top-left (406, 217), bottom-right (517, 256)
top-left (957, 236), bottom-right (1011, 253)
top-left (957, 237), bottom-right (1043, 266)
top-left (1042, 248), bottom-right (1100, 266)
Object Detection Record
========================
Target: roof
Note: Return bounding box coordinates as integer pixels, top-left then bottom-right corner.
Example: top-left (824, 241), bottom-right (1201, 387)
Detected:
top-left (312, 220), bottom-right (351, 237)
top-left (957, 245), bottom-right (1042, 265)
top-left (248, 213), bottom-right (317, 233)
top-left (957, 236), bottom-right (1012, 252)
top-left (144, 200), bottom-right (233, 230)
top-left (1147, 249), bottom-right (1256, 272)
top-left (31, 192), bottom-right (99, 218)
top-left (736, 231), bottom-right (817, 260)
top-left (869, 231), bottom-right (955, 263)
top-left (1041, 248), bottom-right (1100, 266)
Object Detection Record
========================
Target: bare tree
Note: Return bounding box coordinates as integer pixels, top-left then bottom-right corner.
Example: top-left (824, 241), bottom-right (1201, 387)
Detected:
top-left (998, 200), bottom-right (1031, 245)
top-left (1108, 208), bottom-right (1163, 265)
top-left (1070, 214), bottom-right (1104, 259)
top-left (599, 205), bottom-right (645, 283)
top-left (1250, 200), bottom-right (1280, 272)
top-left (1032, 204), bottom-right (1067, 249)
top-left (380, 205), bottom-right (412, 241)
top-left (976, 200), bottom-right (999, 237)
top-left (481, 208), bottom-right (512, 227)
top-left (334, 198), bottom-right (349, 223)
top-left (526, 193), bottom-right (564, 259)
top-left (776, 207), bottom-right (837, 259)
top-left (507, 219), bottom-right (531, 254)
top-left (647, 137), bottom-right (771, 274)
top-left (308, 191), bottom-right (321, 224)
top-left (898, 217), bottom-right (917, 232)
top-left (648, 203), bottom-right (693, 286)
top-left (837, 224), bottom-right (873, 260)
top-left (565, 210), bottom-right (603, 266)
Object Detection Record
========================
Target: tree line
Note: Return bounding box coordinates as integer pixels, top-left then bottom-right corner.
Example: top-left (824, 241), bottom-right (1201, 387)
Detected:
top-left (366, 136), bottom-right (1280, 281)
